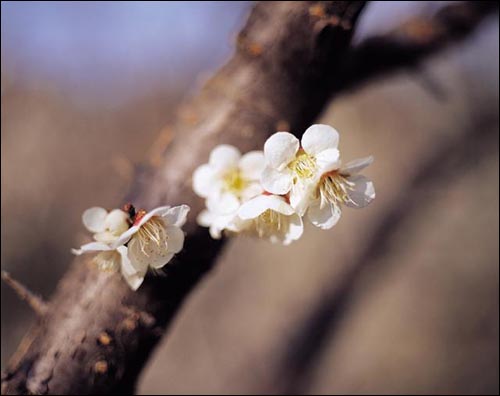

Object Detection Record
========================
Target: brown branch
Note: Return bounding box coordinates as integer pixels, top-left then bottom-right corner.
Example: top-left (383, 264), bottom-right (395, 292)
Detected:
top-left (1, 2), bottom-right (366, 394)
top-left (2, 1), bottom-right (496, 394)
top-left (1, 271), bottom-right (48, 316)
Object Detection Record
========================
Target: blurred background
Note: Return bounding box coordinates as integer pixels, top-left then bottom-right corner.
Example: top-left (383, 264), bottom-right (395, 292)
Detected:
top-left (1, 2), bottom-right (498, 394)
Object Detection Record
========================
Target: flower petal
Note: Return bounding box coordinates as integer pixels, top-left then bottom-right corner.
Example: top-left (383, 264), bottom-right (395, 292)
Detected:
top-left (162, 204), bottom-right (190, 227)
top-left (239, 150), bottom-right (265, 180)
top-left (263, 132), bottom-right (299, 170)
top-left (345, 175), bottom-right (376, 208)
top-left (307, 200), bottom-right (341, 230)
top-left (283, 213), bottom-right (304, 245)
top-left (192, 164), bottom-right (219, 198)
top-left (71, 241), bottom-right (111, 255)
top-left (209, 144), bottom-right (241, 172)
top-left (341, 155), bottom-right (374, 176)
top-left (104, 209), bottom-right (129, 235)
top-left (82, 207), bottom-right (107, 233)
top-left (206, 193), bottom-right (240, 215)
top-left (165, 225), bottom-right (185, 254)
top-left (118, 246), bottom-right (146, 290)
top-left (301, 124), bottom-right (339, 155)
top-left (112, 225), bottom-right (140, 248)
top-left (241, 181), bottom-right (264, 201)
top-left (238, 194), bottom-right (294, 220)
top-left (261, 167), bottom-right (293, 195)
top-left (289, 179), bottom-right (315, 216)
top-left (315, 148), bottom-right (341, 174)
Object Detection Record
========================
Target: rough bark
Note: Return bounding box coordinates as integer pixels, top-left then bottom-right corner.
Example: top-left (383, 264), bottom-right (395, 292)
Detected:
top-left (1, 1), bottom-right (497, 395)
top-left (1, 2), bottom-right (366, 394)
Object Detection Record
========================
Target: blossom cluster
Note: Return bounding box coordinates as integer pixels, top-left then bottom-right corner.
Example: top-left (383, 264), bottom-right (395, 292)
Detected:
top-left (72, 204), bottom-right (189, 290)
top-left (193, 124), bottom-right (375, 244)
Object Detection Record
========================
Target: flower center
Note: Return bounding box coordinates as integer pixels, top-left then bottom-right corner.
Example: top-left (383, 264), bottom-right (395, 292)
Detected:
top-left (222, 168), bottom-right (248, 196)
top-left (254, 209), bottom-right (288, 238)
top-left (134, 217), bottom-right (168, 255)
top-left (93, 251), bottom-right (120, 272)
top-left (317, 171), bottom-right (355, 208)
top-left (288, 149), bottom-right (317, 180)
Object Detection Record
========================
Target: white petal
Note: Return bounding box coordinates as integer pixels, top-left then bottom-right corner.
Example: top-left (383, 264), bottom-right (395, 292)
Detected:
top-left (302, 124), bottom-right (339, 155)
top-left (118, 246), bottom-right (146, 291)
top-left (307, 200), bottom-right (341, 230)
top-left (263, 132), bottom-right (299, 170)
top-left (71, 241), bottom-right (111, 255)
top-left (127, 233), bottom-right (172, 271)
top-left (206, 193), bottom-right (240, 215)
top-left (162, 204), bottom-right (190, 227)
top-left (165, 225), bottom-right (185, 254)
top-left (197, 209), bottom-right (215, 228)
top-left (241, 181), bottom-right (264, 201)
top-left (289, 180), bottom-right (315, 216)
top-left (341, 155), bottom-right (374, 175)
top-left (192, 164), bottom-right (219, 198)
top-left (345, 175), bottom-right (376, 208)
top-left (104, 209), bottom-right (129, 235)
top-left (93, 231), bottom-right (121, 244)
top-left (209, 145), bottom-right (241, 172)
top-left (82, 207), bottom-right (107, 233)
top-left (261, 167), bottom-right (293, 195)
top-left (112, 225), bottom-right (140, 248)
top-left (238, 195), bottom-right (294, 220)
top-left (315, 148), bottom-right (341, 173)
top-left (239, 150), bottom-right (265, 180)
top-left (283, 213), bottom-right (304, 245)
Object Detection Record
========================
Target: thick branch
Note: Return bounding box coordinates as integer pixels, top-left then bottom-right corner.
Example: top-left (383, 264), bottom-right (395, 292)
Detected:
top-left (1, 2), bottom-right (365, 394)
top-left (2, 1), bottom-right (496, 394)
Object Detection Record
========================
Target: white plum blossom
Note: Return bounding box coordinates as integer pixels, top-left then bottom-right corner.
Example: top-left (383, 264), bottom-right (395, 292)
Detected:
top-left (261, 125), bottom-right (341, 215)
top-left (72, 242), bottom-right (144, 290)
top-left (307, 156), bottom-right (375, 230)
top-left (112, 205), bottom-right (190, 285)
top-left (73, 204), bottom-right (190, 290)
top-left (193, 145), bottom-right (265, 238)
top-left (81, 207), bottom-right (130, 244)
top-left (237, 194), bottom-right (303, 245)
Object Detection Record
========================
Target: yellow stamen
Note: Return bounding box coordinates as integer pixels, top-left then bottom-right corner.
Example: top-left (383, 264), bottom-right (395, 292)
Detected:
top-left (288, 150), bottom-right (317, 180)
top-left (135, 217), bottom-right (168, 257)
top-left (254, 209), bottom-right (288, 238)
top-left (93, 251), bottom-right (120, 272)
top-left (317, 171), bottom-right (355, 209)
top-left (222, 168), bottom-right (248, 196)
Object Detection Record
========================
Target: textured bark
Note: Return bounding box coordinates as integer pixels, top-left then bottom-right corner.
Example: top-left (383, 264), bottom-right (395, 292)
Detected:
top-left (1, 1), bottom-right (497, 395)
top-left (1, 2), bottom-right (365, 394)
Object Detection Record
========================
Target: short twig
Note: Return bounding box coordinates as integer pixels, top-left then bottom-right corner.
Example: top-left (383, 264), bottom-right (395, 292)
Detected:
top-left (1, 271), bottom-right (48, 316)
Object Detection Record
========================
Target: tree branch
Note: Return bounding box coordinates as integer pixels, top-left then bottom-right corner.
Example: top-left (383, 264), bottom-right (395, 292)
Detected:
top-left (2, 1), bottom-right (497, 394)
top-left (1, 2), bottom-right (366, 394)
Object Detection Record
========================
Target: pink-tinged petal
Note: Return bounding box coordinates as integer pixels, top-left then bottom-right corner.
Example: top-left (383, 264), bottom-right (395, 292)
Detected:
top-left (82, 207), bottom-right (107, 233)
top-left (315, 148), bottom-right (341, 174)
top-left (341, 155), bottom-right (374, 176)
top-left (261, 167), bottom-right (293, 195)
top-left (263, 132), bottom-right (299, 170)
top-left (239, 150), bottom-right (265, 180)
top-left (71, 241), bottom-right (111, 255)
top-left (302, 124), bottom-right (339, 155)
top-left (307, 200), bottom-right (341, 230)
top-left (209, 145), bottom-right (241, 172)
top-left (192, 164), bottom-right (219, 198)
top-left (118, 246), bottom-right (146, 290)
top-left (283, 213), bottom-right (304, 245)
top-left (345, 175), bottom-right (376, 208)
top-left (162, 204), bottom-right (190, 227)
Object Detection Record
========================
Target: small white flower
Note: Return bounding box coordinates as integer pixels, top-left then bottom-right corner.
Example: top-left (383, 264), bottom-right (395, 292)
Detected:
top-left (112, 205), bottom-right (190, 281)
top-left (237, 194), bottom-right (303, 245)
top-left (73, 204), bottom-right (190, 290)
top-left (261, 125), bottom-right (341, 215)
top-left (72, 242), bottom-right (144, 290)
top-left (81, 207), bottom-right (130, 244)
top-left (193, 145), bottom-right (265, 211)
top-left (307, 156), bottom-right (376, 230)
